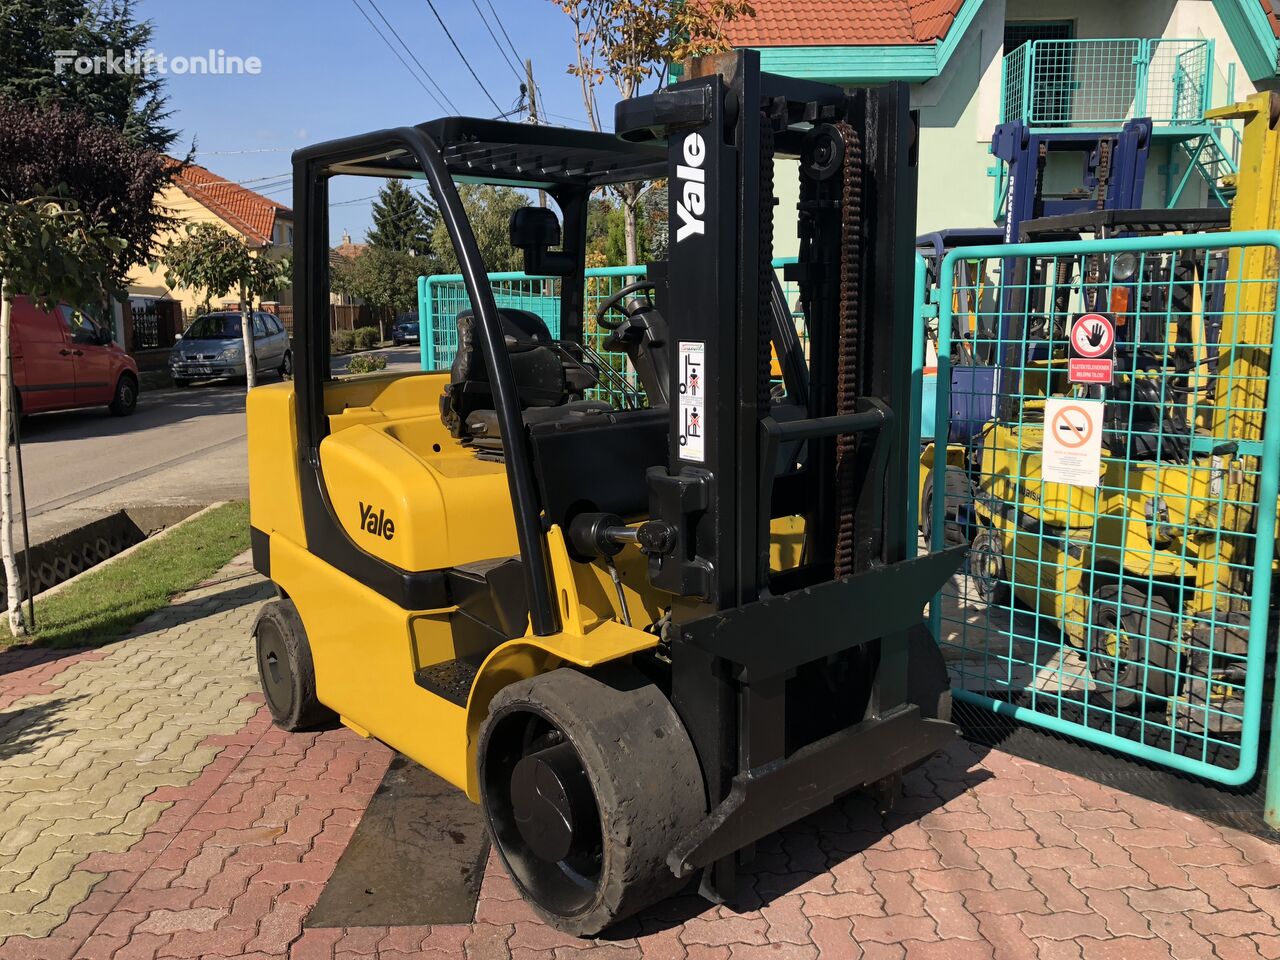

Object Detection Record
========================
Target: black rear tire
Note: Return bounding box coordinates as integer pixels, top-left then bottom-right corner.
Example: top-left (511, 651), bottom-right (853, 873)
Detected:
top-left (969, 527), bottom-right (1012, 607)
top-left (479, 668), bottom-right (705, 936)
top-left (280, 350), bottom-right (293, 380)
top-left (1087, 583), bottom-right (1177, 711)
top-left (922, 467), bottom-right (974, 548)
top-left (253, 599), bottom-right (335, 731)
top-left (108, 373), bottom-right (138, 416)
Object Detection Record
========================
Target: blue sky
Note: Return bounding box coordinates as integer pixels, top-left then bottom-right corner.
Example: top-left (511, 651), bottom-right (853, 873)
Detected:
top-left (137, 0), bottom-right (622, 244)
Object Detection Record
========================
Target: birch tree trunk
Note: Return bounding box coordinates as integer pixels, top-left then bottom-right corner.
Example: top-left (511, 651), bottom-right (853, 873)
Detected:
top-left (0, 283), bottom-right (26, 636)
top-left (622, 193), bottom-right (639, 267)
top-left (240, 282), bottom-right (257, 389)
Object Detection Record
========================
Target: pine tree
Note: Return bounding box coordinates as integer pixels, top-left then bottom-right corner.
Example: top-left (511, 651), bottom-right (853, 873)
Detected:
top-left (367, 179), bottom-right (438, 255)
top-left (0, 0), bottom-right (177, 152)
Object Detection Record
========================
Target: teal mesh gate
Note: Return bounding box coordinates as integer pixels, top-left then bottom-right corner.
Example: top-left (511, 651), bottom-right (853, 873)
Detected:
top-left (924, 231), bottom-right (1280, 784)
top-left (419, 260), bottom-right (801, 407)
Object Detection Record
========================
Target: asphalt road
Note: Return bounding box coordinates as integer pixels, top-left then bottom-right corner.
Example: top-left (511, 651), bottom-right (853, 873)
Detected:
top-left (18, 344), bottom-right (423, 543)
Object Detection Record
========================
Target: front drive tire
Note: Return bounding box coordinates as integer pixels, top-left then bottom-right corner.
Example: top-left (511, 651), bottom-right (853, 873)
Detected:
top-left (108, 373), bottom-right (138, 416)
top-left (479, 668), bottom-right (706, 936)
top-left (253, 599), bottom-right (335, 731)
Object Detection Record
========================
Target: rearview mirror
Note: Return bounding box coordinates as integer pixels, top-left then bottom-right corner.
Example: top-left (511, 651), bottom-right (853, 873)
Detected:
top-left (510, 207), bottom-right (575, 276)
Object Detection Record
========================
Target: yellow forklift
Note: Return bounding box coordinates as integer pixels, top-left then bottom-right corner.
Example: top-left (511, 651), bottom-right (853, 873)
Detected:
top-left (247, 52), bottom-right (962, 934)
top-left (937, 91), bottom-right (1280, 731)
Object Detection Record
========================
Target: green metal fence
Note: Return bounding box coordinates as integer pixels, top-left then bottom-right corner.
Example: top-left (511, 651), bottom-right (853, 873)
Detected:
top-left (1001, 38), bottom-right (1214, 128)
top-left (419, 259), bottom-right (802, 406)
top-left (925, 231), bottom-right (1280, 785)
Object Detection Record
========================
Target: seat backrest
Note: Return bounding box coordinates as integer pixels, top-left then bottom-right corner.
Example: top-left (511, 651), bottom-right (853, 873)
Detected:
top-left (442, 308), bottom-right (568, 437)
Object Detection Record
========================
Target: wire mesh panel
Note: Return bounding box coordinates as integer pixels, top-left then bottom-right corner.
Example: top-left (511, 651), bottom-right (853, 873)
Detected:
top-left (420, 260), bottom-right (802, 408)
top-left (1150, 40), bottom-right (1213, 124)
top-left (926, 232), bottom-right (1280, 784)
top-left (1002, 43), bottom-right (1030, 124)
top-left (1001, 39), bottom-right (1213, 129)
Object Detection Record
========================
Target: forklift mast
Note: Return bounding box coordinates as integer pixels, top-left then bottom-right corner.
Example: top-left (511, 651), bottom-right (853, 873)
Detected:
top-left (616, 51), bottom-right (963, 895)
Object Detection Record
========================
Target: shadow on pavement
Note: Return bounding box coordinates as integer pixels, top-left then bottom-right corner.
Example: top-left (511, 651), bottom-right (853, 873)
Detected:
top-left (0, 695), bottom-right (84, 762)
top-left (602, 743), bottom-right (994, 939)
top-left (19, 383), bottom-right (247, 445)
top-left (0, 644), bottom-right (89, 681)
top-left (141, 580), bottom-right (275, 634)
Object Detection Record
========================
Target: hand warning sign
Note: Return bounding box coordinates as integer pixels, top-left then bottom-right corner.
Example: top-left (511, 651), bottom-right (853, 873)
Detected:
top-left (1068, 313), bottom-right (1116, 385)
top-left (1042, 397), bottom-right (1103, 487)
top-left (1070, 313), bottom-right (1115, 359)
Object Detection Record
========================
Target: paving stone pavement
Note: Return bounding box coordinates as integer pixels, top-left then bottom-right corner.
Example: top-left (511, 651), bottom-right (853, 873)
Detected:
top-left (0, 553), bottom-right (1278, 959)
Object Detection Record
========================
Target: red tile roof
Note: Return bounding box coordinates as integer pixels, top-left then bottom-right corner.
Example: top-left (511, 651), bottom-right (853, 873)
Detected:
top-left (1264, 0), bottom-right (1280, 38)
top-left (725, 0), bottom-right (964, 47)
top-left (168, 160), bottom-right (292, 247)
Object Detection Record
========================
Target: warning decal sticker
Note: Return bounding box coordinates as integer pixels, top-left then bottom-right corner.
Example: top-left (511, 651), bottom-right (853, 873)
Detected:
top-left (677, 341), bottom-right (705, 462)
top-left (1042, 397), bottom-right (1104, 487)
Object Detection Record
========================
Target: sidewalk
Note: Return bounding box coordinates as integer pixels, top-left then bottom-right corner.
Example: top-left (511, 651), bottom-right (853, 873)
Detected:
top-left (0, 554), bottom-right (1277, 959)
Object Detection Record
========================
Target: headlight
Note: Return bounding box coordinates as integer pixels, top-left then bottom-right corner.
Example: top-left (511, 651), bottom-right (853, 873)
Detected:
top-left (217, 344), bottom-right (243, 361)
top-left (1112, 252), bottom-right (1139, 281)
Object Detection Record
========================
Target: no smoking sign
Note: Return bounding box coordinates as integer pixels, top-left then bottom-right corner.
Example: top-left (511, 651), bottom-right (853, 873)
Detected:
top-left (1042, 397), bottom-right (1104, 487)
top-left (1068, 313), bottom-right (1115, 385)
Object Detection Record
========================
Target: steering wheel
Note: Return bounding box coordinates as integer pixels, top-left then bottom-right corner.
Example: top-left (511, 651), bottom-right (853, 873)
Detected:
top-left (595, 280), bottom-right (657, 330)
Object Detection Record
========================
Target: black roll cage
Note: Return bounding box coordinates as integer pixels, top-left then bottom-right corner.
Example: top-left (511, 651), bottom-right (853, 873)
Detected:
top-left (291, 120), bottom-right (664, 636)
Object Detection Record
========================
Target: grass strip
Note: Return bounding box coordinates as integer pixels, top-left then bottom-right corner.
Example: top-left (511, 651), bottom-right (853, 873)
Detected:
top-left (2, 500), bottom-right (250, 650)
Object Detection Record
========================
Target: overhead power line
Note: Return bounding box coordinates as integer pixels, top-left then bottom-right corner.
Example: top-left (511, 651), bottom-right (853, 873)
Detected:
top-left (468, 0), bottom-right (523, 83)
top-left (483, 0), bottom-right (525, 68)
top-left (350, 0), bottom-right (451, 114)
top-left (422, 0), bottom-right (505, 114)
top-left (365, 0), bottom-right (460, 113)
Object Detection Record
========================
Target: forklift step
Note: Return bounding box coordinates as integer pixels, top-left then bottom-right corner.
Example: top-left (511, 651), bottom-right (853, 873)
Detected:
top-left (413, 658), bottom-right (481, 707)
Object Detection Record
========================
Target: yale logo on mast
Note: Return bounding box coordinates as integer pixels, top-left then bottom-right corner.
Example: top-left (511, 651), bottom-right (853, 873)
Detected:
top-left (359, 501), bottom-right (396, 540)
top-left (675, 132), bottom-right (706, 243)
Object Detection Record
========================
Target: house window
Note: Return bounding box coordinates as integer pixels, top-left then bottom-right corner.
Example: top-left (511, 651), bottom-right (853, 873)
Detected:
top-left (1005, 21), bottom-right (1075, 126)
top-left (1004, 21), bottom-right (1073, 53)
top-left (286, 225), bottom-right (294, 246)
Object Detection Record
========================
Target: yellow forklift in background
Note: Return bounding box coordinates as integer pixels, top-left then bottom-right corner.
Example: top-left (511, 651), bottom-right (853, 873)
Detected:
top-left (247, 52), bottom-right (962, 934)
top-left (936, 91), bottom-right (1280, 732)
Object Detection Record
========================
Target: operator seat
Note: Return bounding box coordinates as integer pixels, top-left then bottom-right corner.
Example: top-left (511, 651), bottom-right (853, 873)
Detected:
top-left (440, 307), bottom-right (611, 452)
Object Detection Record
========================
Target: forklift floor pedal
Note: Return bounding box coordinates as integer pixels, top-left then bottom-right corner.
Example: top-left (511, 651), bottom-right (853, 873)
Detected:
top-left (414, 659), bottom-right (481, 707)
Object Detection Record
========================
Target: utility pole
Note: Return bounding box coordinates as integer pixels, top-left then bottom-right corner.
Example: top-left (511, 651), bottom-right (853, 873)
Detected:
top-left (525, 58), bottom-right (546, 208)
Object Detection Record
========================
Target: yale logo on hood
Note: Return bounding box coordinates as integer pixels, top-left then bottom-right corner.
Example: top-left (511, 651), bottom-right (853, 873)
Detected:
top-left (359, 501), bottom-right (396, 540)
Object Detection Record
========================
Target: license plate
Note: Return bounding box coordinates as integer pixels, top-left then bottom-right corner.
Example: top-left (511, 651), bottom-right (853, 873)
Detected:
top-left (190, 365), bottom-right (213, 375)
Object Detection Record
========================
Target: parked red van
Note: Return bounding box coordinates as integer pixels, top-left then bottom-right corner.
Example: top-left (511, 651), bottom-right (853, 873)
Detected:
top-left (10, 297), bottom-right (140, 418)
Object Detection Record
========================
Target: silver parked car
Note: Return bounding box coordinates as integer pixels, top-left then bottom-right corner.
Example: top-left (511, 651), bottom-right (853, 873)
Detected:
top-left (169, 311), bottom-right (292, 386)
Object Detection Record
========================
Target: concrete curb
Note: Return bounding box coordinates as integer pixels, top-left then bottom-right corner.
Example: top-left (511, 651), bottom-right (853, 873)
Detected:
top-left (33, 500), bottom-right (230, 603)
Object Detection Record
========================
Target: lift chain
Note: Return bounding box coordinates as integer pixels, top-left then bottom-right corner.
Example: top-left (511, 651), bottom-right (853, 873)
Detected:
top-left (833, 120), bottom-right (863, 580)
top-left (758, 110), bottom-right (776, 410)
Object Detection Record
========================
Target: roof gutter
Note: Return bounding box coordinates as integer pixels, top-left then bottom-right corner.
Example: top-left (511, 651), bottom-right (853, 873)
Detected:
top-left (1211, 0), bottom-right (1280, 82)
top-left (754, 0), bottom-right (983, 83)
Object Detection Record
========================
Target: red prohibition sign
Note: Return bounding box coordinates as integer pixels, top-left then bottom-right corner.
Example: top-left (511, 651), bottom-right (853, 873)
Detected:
top-left (1052, 404), bottom-right (1093, 449)
top-left (1070, 313), bottom-right (1115, 359)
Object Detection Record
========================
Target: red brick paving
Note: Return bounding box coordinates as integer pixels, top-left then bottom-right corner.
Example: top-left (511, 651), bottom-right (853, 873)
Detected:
top-left (0, 646), bottom-right (107, 710)
top-left (2, 646), bottom-right (1280, 958)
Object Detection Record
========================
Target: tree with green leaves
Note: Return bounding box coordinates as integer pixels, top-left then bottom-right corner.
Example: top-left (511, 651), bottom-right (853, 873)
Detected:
top-left (0, 192), bottom-right (126, 634)
top-left (0, 0), bottom-right (178, 152)
top-left (430, 183), bottom-right (527, 274)
top-left (552, 0), bottom-right (755, 263)
top-left (160, 223), bottom-right (291, 389)
top-left (367, 179), bottom-right (439, 255)
top-left (331, 246), bottom-right (435, 341)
